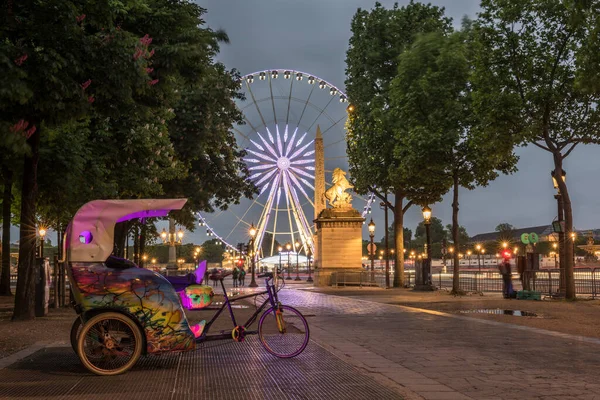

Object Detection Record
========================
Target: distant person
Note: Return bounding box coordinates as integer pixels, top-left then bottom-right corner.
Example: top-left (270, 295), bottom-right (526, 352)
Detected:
top-left (239, 267), bottom-right (246, 287)
top-left (498, 259), bottom-right (513, 298)
top-left (232, 267), bottom-right (239, 288)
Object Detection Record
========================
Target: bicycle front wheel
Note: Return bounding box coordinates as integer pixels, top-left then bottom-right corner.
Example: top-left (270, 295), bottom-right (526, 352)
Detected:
top-left (258, 305), bottom-right (309, 358)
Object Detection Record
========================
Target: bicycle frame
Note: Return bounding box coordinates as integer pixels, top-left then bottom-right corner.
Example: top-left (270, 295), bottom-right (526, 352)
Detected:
top-left (197, 278), bottom-right (280, 343)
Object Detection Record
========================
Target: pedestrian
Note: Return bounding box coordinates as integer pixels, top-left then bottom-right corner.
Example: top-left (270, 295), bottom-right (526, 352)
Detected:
top-left (498, 259), bottom-right (513, 299)
top-left (232, 266), bottom-right (239, 288)
top-left (239, 267), bottom-right (246, 287)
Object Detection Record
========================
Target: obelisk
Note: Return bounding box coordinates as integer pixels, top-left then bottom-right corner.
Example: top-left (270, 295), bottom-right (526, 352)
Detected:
top-left (314, 125), bottom-right (325, 220)
top-left (313, 125), bottom-right (325, 271)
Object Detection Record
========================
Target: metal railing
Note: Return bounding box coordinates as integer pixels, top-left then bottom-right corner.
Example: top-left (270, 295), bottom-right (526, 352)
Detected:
top-left (427, 268), bottom-right (600, 298)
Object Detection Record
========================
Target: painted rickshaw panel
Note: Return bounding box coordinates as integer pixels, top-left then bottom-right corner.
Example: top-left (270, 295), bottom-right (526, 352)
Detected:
top-left (71, 262), bottom-right (196, 353)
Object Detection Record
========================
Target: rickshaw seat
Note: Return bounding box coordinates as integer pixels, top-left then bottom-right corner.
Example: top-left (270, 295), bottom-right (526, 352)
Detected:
top-left (208, 270), bottom-right (232, 281)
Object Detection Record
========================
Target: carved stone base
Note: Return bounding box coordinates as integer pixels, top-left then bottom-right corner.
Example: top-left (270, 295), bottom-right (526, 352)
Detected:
top-left (313, 207), bottom-right (365, 287)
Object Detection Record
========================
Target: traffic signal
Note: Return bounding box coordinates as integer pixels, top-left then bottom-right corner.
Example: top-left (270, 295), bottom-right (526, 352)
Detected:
top-left (236, 258), bottom-right (244, 267)
top-left (502, 250), bottom-right (512, 259)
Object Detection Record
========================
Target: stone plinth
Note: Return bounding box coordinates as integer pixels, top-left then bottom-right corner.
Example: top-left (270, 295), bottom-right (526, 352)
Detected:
top-left (314, 207), bottom-right (365, 286)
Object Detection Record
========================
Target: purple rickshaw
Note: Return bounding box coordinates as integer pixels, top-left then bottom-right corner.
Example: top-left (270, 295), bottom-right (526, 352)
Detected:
top-left (66, 199), bottom-right (309, 375)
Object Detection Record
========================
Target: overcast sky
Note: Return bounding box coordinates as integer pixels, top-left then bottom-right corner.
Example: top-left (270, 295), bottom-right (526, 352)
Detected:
top-left (194, 0), bottom-right (600, 242)
top-left (12, 0), bottom-right (600, 247)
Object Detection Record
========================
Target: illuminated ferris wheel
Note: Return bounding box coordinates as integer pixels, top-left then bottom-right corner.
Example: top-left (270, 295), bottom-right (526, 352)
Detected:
top-left (198, 69), bottom-right (375, 258)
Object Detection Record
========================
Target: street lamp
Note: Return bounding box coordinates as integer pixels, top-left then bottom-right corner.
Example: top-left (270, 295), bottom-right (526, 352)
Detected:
top-left (160, 224), bottom-right (184, 272)
top-left (249, 223), bottom-right (258, 287)
top-left (368, 219), bottom-right (376, 280)
top-left (38, 227), bottom-right (47, 258)
top-left (294, 240), bottom-right (301, 281)
top-left (571, 232), bottom-right (576, 267)
top-left (286, 242), bottom-right (292, 280)
top-left (467, 250), bottom-right (472, 267)
top-left (475, 244), bottom-right (482, 272)
top-left (278, 246), bottom-right (283, 274)
top-left (421, 206), bottom-right (432, 288)
top-left (553, 242), bottom-right (558, 268)
top-left (306, 249), bottom-right (313, 283)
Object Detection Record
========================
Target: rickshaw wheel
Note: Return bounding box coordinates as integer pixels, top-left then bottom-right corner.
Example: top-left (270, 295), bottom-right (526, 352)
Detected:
top-left (70, 317), bottom-right (82, 354)
top-left (77, 312), bottom-right (143, 376)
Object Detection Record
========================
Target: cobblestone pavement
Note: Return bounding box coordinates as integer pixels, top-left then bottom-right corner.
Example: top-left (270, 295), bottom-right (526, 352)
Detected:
top-left (0, 336), bottom-right (401, 400)
top-left (278, 288), bottom-right (600, 400)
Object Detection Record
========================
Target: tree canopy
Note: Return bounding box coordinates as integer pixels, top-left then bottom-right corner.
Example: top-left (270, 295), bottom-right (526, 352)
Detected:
top-left (474, 0), bottom-right (600, 298)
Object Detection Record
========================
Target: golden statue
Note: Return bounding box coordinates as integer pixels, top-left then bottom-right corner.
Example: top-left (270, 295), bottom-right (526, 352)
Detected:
top-left (324, 168), bottom-right (354, 208)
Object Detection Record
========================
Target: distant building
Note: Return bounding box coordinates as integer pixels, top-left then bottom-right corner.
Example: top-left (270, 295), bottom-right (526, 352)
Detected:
top-left (470, 225), bottom-right (556, 244)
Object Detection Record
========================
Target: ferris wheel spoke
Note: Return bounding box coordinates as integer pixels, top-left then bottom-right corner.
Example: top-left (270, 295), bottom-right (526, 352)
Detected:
top-left (281, 172), bottom-right (302, 248)
top-left (306, 92), bottom-right (336, 133)
top-left (288, 171), bottom-right (315, 208)
top-left (284, 127), bottom-right (297, 157)
top-left (285, 71), bottom-right (295, 126)
top-left (297, 83), bottom-right (316, 130)
top-left (245, 79), bottom-right (269, 130)
top-left (268, 73), bottom-right (278, 126)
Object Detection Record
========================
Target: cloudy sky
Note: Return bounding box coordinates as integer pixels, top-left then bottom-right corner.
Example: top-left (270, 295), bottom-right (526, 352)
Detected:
top-left (14, 0), bottom-right (599, 248)
top-left (194, 0), bottom-right (600, 243)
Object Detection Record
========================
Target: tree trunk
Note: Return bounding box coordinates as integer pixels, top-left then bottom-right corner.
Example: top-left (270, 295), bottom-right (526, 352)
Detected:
top-left (451, 173), bottom-right (460, 294)
top-left (393, 189), bottom-right (405, 288)
top-left (554, 155), bottom-right (575, 299)
top-left (1, 165), bottom-right (13, 296)
top-left (13, 127), bottom-right (41, 320)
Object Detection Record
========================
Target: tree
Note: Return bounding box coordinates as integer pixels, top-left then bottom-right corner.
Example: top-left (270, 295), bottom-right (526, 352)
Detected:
top-left (445, 224), bottom-right (470, 249)
top-left (200, 239), bottom-right (225, 263)
top-left (389, 24), bottom-right (517, 294)
top-left (475, 0), bottom-right (600, 299)
top-left (345, 1), bottom-right (452, 287)
top-left (495, 223), bottom-right (516, 242)
top-left (414, 217), bottom-right (448, 245)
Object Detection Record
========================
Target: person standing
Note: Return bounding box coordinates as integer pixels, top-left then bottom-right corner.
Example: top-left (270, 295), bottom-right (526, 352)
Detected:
top-left (499, 259), bottom-right (513, 298)
top-left (239, 267), bottom-right (246, 287)
top-left (232, 267), bottom-right (239, 288)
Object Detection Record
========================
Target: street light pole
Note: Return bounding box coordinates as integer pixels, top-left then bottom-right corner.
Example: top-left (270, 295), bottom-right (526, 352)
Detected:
top-left (368, 219), bottom-right (376, 282)
top-left (38, 227), bottom-right (47, 258)
top-left (476, 244), bottom-right (482, 273)
top-left (249, 224), bottom-right (258, 288)
top-left (422, 206), bottom-right (432, 289)
top-left (307, 250), bottom-right (313, 283)
top-left (294, 240), bottom-right (301, 281)
top-left (286, 243), bottom-right (292, 280)
top-left (278, 246), bottom-right (283, 274)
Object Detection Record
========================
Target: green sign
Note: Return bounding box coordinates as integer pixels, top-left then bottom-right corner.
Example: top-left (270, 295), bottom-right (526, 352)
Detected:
top-left (521, 233), bottom-right (529, 244)
top-left (530, 232), bottom-right (539, 244)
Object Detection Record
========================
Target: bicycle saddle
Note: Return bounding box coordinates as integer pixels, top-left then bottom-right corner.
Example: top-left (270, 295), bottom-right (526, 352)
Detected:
top-left (208, 270), bottom-right (232, 281)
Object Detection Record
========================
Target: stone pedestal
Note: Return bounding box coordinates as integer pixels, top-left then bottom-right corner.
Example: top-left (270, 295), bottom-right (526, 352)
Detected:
top-left (314, 207), bottom-right (365, 286)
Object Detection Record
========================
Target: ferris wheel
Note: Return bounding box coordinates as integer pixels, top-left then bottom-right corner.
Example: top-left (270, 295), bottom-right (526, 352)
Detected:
top-left (197, 69), bottom-right (375, 258)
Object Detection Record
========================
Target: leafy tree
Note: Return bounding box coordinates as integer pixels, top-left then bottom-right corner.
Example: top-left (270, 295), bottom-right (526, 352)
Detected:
top-left (474, 0), bottom-right (600, 298)
top-left (345, 1), bottom-right (452, 287)
top-left (390, 24), bottom-right (517, 293)
top-left (495, 222), bottom-right (516, 242)
top-left (200, 239), bottom-right (225, 263)
top-left (414, 217), bottom-right (447, 244)
top-left (445, 224), bottom-right (470, 250)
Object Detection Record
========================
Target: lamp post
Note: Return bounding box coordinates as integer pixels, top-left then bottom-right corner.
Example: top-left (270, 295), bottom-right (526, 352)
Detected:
top-left (249, 224), bottom-right (258, 287)
top-left (160, 222), bottom-right (184, 272)
top-left (368, 219), bottom-right (376, 281)
top-left (422, 206), bottom-right (432, 289)
top-left (552, 169), bottom-right (566, 293)
top-left (476, 244), bottom-right (482, 272)
top-left (286, 242), bottom-right (292, 280)
top-left (278, 246), bottom-right (283, 274)
top-left (38, 227), bottom-right (47, 258)
top-left (467, 250), bottom-right (472, 267)
top-left (571, 232), bottom-right (576, 268)
top-left (141, 254), bottom-right (148, 268)
top-left (307, 249), bottom-right (313, 283)
top-left (553, 242), bottom-right (558, 268)
top-left (449, 247), bottom-right (454, 270)
top-left (294, 240), bottom-right (301, 281)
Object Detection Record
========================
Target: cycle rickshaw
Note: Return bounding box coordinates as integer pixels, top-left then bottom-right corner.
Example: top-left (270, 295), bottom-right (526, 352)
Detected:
top-left (65, 199), bottom-right (309, 375)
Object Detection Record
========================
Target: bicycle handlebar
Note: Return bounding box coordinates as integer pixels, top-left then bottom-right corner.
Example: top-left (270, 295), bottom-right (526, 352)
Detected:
top-left (257, 272), bottom-right (273, 279)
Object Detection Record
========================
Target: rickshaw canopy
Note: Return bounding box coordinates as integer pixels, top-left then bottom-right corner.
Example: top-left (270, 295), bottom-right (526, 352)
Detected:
top-left (66, 198), bottom-right (187, 263)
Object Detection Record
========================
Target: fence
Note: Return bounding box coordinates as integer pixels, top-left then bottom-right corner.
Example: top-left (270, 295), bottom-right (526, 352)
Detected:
top-left (426, 268), bottom-right (600, 298)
